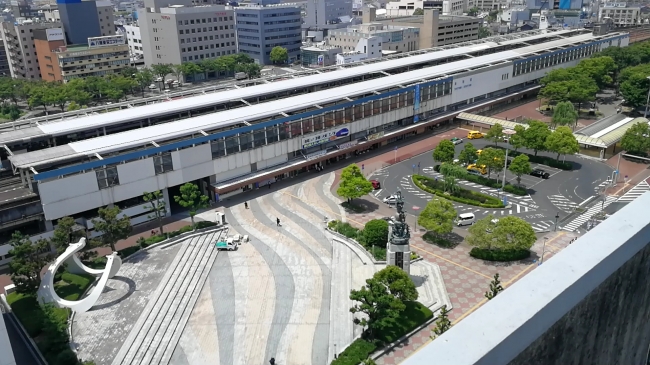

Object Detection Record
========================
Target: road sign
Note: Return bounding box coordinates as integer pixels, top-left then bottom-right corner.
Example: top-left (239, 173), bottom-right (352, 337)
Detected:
top-left (412, 164), bottom-right (416, 169)
top-left (394, 146), bottom-right (398, 151)
top-left (503, 196), bottom-right (508, 205)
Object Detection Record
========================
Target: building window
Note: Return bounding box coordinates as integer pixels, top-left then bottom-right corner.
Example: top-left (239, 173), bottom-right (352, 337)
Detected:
top-left (153, 153), bottom-right (173, 174)
top-left (96, 166), bottom-right (119, 189)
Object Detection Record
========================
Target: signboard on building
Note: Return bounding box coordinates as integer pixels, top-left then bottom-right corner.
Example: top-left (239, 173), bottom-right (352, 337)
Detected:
top-left (367, 131), bottom-right (385, 141)
top-left (414, 84), bottom-right (420, 111)
top-left (317, 55), bottom-right (324, 65)
top-left (88, 35), bottom-right (125, 48)
top-left (338, 140), bottom-right (358, 149)
top-left (305, 150), bottom-right (327, 161)
top-left (161, 15), bottom-right (171, 20)
top-left (302, 127), bottom-right (350, 149)
top-left (46, 28), bottom-right (64, 41)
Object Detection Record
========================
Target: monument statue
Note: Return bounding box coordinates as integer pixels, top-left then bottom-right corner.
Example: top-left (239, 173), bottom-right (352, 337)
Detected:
top-left (387, 189), bottom-right (412, 274)
top-left (38, 237), bottom-right (121, 313)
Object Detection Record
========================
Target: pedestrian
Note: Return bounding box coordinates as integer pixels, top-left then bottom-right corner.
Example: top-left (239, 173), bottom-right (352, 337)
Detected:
top-left (270, 358), bottom-right (276, 365)
top-left (244, 202), bottom-right (248, 209)
top-left (151, 230), bottom-right (156, 236)
top-left (268, 182), bottom-right (271, 189)
top-left (276, 217), bottom-right (280, 226)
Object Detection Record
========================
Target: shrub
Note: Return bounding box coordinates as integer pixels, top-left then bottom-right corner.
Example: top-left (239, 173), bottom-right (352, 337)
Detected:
top-left (195, 221), bottom-right (217, 229)
top-left (7, 293), bottom-right (43, 337)
top-left (55, 348), bottom-right (80, 365)
top-left (503, 184), bottom-right (527, 195)
top-left (333, 221), bottom-right (361, 239)
top-left (494, 147), bottom-right (573, 170)
top-left (331, 338), bottom-right (377, 365)
top-left (118, 245), bottom-right (141, 258)
top-left (469, 247), bottom-right (531, 262)
top-left (375, 301), bottom-right (433, 344)
top-left (363, 219), bottom-right (389, 247)
top-left (412, 175), bottom-right (504, 208)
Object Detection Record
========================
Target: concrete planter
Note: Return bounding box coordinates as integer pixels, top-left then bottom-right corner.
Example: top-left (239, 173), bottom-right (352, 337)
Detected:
top-left (326, 228), bottom-right (387, 264)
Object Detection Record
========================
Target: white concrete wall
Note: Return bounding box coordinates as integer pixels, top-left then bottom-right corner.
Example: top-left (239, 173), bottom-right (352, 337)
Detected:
top-left (0, 313), bottom-right (17, 365)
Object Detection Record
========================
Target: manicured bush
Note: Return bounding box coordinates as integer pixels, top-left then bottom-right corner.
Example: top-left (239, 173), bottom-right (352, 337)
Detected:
top-left (195, 221), bottom-right (217, 229)
top-left (412, 175), bottom-right (504, 208)
top-left (331, 338), bottom-right (377, 365)
top-left (332, 221), bottom-right (362, 239)
top-left (55, 348), bottom-right (80, 365)
top-left (375, 301), bottom-right (433, 344)
top-left (469, 247), bottom-right (531, 262)
top-left (363, 219), bottom-right (389, 247)
top-left (422, 231), bottom-right (454, 248)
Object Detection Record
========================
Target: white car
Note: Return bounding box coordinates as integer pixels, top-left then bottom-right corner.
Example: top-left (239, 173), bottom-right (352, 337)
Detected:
top-left (383, 195), bottom-right (397, 205)
top-left (155, 77), bottom-right (163, 82)
top-left (148, 83), bottom-right (157, 90)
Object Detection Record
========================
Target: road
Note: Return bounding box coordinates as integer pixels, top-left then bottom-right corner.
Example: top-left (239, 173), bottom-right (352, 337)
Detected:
top-left (368, 131), bottom-right (614, 233)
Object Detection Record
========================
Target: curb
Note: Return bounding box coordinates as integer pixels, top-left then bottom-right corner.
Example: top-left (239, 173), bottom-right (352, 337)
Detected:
top-left (327, 228), bottom-right (382, 264)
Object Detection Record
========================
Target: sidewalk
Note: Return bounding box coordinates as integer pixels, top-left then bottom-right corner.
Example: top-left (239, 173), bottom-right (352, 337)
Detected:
top-left (604, 153), bottom-right (650, 196)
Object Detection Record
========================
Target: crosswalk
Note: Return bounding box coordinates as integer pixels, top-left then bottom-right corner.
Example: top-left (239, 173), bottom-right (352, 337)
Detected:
top-left (530, 220), bottom-right (557, 233)
top-left (617, 181), bottom-right (650, 203)
top-left (547, 194), bottom-right (578, 213)
top-left (593, 178), bottom-right (612, 193)
top-left (561, 196), bottom-right (617, 232)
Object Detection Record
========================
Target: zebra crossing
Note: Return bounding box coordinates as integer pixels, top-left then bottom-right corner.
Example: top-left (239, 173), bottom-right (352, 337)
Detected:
top-left (561, 196), bottom-right (617, 232)
top-left (547, 194), bottom-right (578, 213)
top-left (529, 220), bottom-right (557, 233)
top-left (617, 180), bottom-right (650, 203)
top-left (593, 179), bottom-right (612, 193)
top-left (398, 175), bottom-right (534, 216)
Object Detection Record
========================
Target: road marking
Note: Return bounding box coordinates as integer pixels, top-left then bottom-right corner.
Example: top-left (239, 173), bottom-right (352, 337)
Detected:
top-left (411, 245), bottom-right (492, 280)
top-left (374, 189), bottom-right (383, 196)
top-left (516, 205), bottom-right (520, 213)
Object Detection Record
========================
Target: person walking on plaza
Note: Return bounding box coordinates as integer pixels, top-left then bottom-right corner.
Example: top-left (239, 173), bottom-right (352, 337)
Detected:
top-left (244, 201), bottom-right (248, 209)
top-left (276, 217), bottom-right (281, 226)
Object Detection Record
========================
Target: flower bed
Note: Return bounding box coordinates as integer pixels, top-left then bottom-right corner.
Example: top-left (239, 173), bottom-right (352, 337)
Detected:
top-left (412, 175), bottom-right (504, 208)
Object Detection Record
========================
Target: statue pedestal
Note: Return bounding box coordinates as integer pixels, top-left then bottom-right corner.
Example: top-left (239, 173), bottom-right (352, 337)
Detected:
top-left (387, 242), bottom-right (411, 275)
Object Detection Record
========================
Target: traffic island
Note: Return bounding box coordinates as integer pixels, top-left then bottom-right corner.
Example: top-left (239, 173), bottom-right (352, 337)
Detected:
top-left (412, 175), bottom-right (505, 208)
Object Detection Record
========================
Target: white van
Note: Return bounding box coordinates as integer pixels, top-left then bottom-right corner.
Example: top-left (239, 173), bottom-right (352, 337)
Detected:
top-left (456, 213), bottom-right (475, 226)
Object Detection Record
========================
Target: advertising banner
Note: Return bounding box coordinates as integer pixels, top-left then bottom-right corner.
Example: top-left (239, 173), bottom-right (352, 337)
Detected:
top-left (414, 84), bottom-right (420, 111)
top-left (367, 131), bottom-right (385, 141)
top-left (302, 127), bottom-right (350, 149)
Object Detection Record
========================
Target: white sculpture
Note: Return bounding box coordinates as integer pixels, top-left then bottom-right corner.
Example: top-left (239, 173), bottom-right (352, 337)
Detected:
top-left (37, 237), bottom-right (122, 313)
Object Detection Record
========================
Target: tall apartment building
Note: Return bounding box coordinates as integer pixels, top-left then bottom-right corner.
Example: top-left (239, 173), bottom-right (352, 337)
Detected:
top-left (1, 18), bottom-right (63, 79)
top-left (235, 4), bottom-right (302, 64)
top-left (599, 3), bottom-right (641, 25)
top-left (139, 0), bottom-right (237, 68)
top-left (305, 0), bottom-right (353, 26)
top-left (54, 0), bottom-right (115, 45)
top-left (36, 34), bottom-right (130, 82)
top-left (124, 23), bottom-right (144, 58)
top-left (0, 39), bottom-right (9, 76)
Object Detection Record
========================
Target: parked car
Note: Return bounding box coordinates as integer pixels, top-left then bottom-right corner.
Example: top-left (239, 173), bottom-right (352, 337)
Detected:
top-left (467, 131), bottom-right (484, 139)
top-left (450, 137), bottom-right (463, 145)
top-left (371, 180), bottom-right (381, 189)
top-left (530, 169), bottom-right (550, 179)
top-left (148, 83), bottom-right (157, 90)
top-left (383, 195), bottom-right (397, 204)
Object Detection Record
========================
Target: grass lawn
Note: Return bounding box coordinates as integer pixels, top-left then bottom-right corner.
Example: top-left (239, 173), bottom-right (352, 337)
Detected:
top-left (332, 301), bottom-right (433, 365)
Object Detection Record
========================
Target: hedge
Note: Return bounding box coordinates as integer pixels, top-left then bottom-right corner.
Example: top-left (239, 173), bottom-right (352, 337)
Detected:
top-left (492, 147), bottom-right (573, 170)
top-left (469, 247), bottom-right (531, 262)
top-left (331, 338), bottom-right (378, 365)
top-left (433, 164), bottom-right (529, 196)
top-left (412, 175), bottom-right (504, 208)
top-left (328, 220), bottom-right (386, 260)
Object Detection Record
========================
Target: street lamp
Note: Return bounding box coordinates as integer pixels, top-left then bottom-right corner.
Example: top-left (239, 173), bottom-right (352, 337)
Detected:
top-left (501, 129), bottom-right (517, 192)
top-left (644, 76), bottom-right (650, 118)
top-left (539, 237), bottom-right (549, 266)
top-left (554, 212), bottom-right (560, 232)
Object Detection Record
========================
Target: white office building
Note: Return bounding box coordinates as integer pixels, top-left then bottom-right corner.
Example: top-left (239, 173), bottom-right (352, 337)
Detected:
top-left (305, 0), bottom-right (353, 26)
top-left (0, 29), bottom-right (630, 267)
top-left (123, 23), bottom-right (144, 58)
top-left (599, 3), bottom-right (641, 25)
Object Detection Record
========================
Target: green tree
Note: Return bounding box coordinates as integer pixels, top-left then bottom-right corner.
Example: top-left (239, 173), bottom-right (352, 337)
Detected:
top-left (439, 163), bottom-right (467, 194)
top-left (143, 190), bottom-right (167, 235)
top-left (8, 232), bottom-right (51, 295)
top-left (539, 69), bottom-right (598, 107)
top-left (412, 7), bottom-right (424, 15)
top-left (361, 359), bottom-right (377, 365)
top-left (485, 273), bottom-right (503, 300)
top-left (477, 147), bottom-right (505, 178)
top-left (180, 62), bottom-right (203, 82)
top-left (110, 75), bottom-right (137, 96)
top-left (509, 125), bottom-right (526, 152)
top-left (620, 71), bottom-right (650, 107)
top-left (458, 142), bottom-right (478, 165)
top-left (485, 123), bottom-right (504, 146)
top-left (151, 63), bottom-right (173, 89)
top-left (270, 46), bottom-right (289, 64)
top-left (431, 305), bottom-right (451, 339)
top-left (374, 265), bottom-right (418, 302)
top-left (350, 274), bottom-right (406, 339)
top-left (545, 126), bottom-right (579, 161)
top-left (68, 88), bottom-right (91, 107)
top-left (120, 66), bottom-right (139, 79)
top-left (237, 62), bottom-right (262, 79)
top-left (135, 68), bottom-right (154, 97)
top-left (417, 198), bottom-right (457, 238)
top-left (508, 154), bottom-right (532, 186)
top-left (363, 219), bottom-right (389, 247)
top-left (492, 216), bottom-right (536, 251)
top-left (467, 6), bottom-right (480, 16)
top-left (522, 120), bottom-right (551, 156)
top-left (92, 206), bottom-right (133, 252)
top-left (551, 101), bottom-right (578, 128)
top-left (478, 25), bottom-right (491, 39)
top-left (337, 164), bottom-right (373, 202)
top-left (174, 182), bottom-right (209, 228)
top-left (47, 83), bottom-right (70, 112)
top-left (104, 87), bottom-right (124, 103)
top-left (466, 215), bottom-right (499, 250)
top-left (620, 121), bottom-right (650, 154)
top-left (575, 56), bottom-right (616, 89)
top-left (28, 85), bottom-right (50, 111)
top-left (433, 139), bottom-right (456, 164)
top-left (67, 101), bottom-right (81, 111)
top-left (50, 216), bottom-right (84, 254)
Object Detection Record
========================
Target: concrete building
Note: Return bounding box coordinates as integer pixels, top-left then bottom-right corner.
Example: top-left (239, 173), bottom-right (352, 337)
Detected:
top-left (235, 3), bottom-right (302, 64)
top-left (57, 0), bottom-right (115, 45)
top-left (33, 30), bottom-right (130, 82)
top-left (328, 22), bottom-right (420, 55)
top-left (403, 192), bottom-right (650, 365)
top-left (599, 3), bottom-right (641, 25)
top-left (0, 39), bottom-right (9, 76)
top-left (384, 0), bottom-right (471, 16)
top-left (305, 0), bottom-right (353, 26)
top-left (124, 23), bottom-right (144, 58)
top-left (138, 1), bottom-right (236, 68)
top-left (0, 29), bottom-right (628, 268)
top-left (373, 9), bottom-right (480, 47)
top-left (1, 18), bottom-right (63, 79)
top-left (300, 42), bottom-right (342, 66)
top-left (526, 0), bottom-right (583, 10)
top-left (336, 50), bottom-right (369, 63)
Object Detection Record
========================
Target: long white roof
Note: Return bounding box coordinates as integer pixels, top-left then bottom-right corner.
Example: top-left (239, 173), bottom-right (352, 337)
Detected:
top-left (12, 30), bottom-right (625, 169)
top-left (0, 30), bottom-right (584, 146)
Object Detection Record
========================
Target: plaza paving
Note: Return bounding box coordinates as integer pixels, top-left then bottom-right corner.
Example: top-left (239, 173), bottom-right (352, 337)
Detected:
top-left (71, 171), bottom-right (451, 365)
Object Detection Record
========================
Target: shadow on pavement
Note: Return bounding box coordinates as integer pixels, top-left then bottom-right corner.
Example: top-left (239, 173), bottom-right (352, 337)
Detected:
top-left (90, 276), bottom-right (137, 311)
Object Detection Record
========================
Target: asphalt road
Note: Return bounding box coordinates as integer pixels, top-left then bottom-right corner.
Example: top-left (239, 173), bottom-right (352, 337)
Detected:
top-left (368, 134), bottom-right (614, 233)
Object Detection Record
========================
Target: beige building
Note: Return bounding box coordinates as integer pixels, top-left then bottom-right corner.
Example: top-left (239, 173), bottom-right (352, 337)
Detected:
top-left (371, 8), bottom-right (480, 48)
top-left (1, 18), bottom-right (63, 79)
top-left (328, 23), bottom-right (420, 54)
top-left (138, 0), bottom-right (237, 68)
top-left (599, 4), bottom-right (641, 25)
